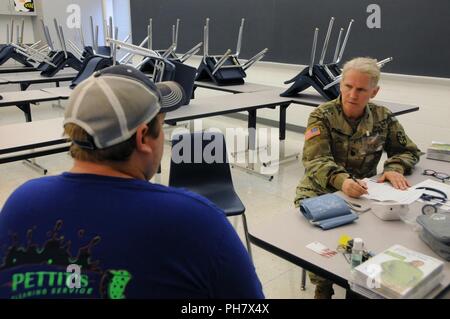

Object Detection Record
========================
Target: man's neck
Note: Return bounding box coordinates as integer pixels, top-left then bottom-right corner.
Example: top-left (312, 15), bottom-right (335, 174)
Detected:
top-left (344, 109), bottom-right (365, 121)
top-left (70, 160), bottom-right (145, 180)
top-left (342, 103), bottom-right (367, 120)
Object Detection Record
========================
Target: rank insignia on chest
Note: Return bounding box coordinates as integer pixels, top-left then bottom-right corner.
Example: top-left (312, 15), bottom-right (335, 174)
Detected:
top-left (305, 127), bottom-right (321, 141)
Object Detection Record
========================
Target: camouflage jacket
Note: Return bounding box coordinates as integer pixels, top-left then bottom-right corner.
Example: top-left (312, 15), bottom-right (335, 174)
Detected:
top-left (294, 97), bottom-right (422, 207)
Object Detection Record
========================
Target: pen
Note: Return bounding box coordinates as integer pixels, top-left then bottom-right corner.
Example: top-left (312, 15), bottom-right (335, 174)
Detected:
top-left (350, 175), bottom-right (368, 190)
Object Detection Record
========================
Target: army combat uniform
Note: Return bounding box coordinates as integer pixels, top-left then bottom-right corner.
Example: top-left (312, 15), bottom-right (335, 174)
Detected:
top-left (295, 97), bottom-right (422, 207)
top-left (294, 97), bottom-right (422, 297)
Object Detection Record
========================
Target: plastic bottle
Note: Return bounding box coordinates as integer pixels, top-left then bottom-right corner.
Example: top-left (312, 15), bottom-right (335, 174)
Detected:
top-left (351, 238), bottom-right (364, 268)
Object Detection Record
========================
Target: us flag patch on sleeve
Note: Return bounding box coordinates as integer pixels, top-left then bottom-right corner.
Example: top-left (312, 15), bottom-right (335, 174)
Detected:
top-left (305, 127), bottom-right (321, 141)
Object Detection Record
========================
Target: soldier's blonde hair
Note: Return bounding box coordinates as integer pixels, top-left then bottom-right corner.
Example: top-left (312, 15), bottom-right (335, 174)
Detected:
top-left (342, 57), bottom-right (380, 88)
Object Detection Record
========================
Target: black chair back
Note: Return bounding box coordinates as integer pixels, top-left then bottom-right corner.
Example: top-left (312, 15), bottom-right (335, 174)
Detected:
top-left (169, 132), bottom-right (232, 191)
top-left (70, 56), bottom-right (113, 88)
top-left (169, 132), bottom-right (251, 257)
top-left (170, 61), bottom-right (197, 105)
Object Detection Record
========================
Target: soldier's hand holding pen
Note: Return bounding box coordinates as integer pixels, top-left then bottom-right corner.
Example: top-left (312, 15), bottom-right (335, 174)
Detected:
top-left (342, 175), bottom-right (368, 198)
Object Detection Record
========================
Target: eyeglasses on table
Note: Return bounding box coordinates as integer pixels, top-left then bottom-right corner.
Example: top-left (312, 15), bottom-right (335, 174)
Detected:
top-left (422, 169), bottom-right (449, 183)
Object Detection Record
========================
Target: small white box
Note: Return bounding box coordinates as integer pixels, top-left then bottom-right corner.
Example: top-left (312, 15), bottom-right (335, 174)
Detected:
top-left (371, 202), bottom-right (409, 221)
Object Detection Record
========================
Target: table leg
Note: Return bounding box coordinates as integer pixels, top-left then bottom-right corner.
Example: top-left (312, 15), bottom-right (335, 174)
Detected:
top-left (247, 109), bottom-right (257, 170)
top-left (20, 82), bottom-right (31, 91)
top-left (22, 159), bottom-right (48, 175)
top-left (16, 102), bottom-right (32, 122)
top-left (263, 103), bottom-right (300, 167)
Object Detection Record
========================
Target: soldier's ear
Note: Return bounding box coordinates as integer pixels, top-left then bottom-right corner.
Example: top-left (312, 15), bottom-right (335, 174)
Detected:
top-left (371, 86), bottom-right (380, 98)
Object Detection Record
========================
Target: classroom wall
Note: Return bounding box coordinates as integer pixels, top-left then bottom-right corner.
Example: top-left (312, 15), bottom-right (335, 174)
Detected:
top-left (130, 0), bottom-right (450, 78)
top-left (38, 0), bottom-right (105, 50)
top-left (0, 16), bottom-right (35, 44)
top-left (112, 0), bottom-right (132, 44)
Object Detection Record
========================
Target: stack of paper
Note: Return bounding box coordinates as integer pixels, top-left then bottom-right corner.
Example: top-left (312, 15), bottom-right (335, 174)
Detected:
top-left (350, 245), bottom-right (444, 299)
top-left (427, 141), bottom-right (450, 162)
top-left (362, 179), bottom-right (423, 204)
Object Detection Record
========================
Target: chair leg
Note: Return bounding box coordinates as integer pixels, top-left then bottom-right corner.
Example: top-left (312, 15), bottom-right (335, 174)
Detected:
top-left (301, 268), bottom-right (307, 291)
top-left (232, 215), bottom-right (239, 229)
top-left (241, 213), bottom-right (253, 262)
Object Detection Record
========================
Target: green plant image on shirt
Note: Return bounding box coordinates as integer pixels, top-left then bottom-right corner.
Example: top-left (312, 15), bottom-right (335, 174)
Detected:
top-left (106, 270), bottom-right (132, 299)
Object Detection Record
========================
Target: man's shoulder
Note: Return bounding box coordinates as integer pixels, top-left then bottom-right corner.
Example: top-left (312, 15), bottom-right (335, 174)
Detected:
top-left (317, 98), bottom-right (339, 111)
top-left (368, 102), bottom-right (397, 124)
top-left (308, 99), bottom-right (341, 124)
top-left (313, 98), bottom-right (340, 115)
top-left (2, 174), bottom-right (222, 215)
top-left (368, 101), bottom-right (392, 115)
top-left (8, 175), bottom-right (60, 194)
top-left (0, 175), bottom-right (64, 217)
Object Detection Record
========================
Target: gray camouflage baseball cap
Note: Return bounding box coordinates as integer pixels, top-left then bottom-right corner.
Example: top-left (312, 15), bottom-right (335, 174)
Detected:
top-left (64, 65), bottom-right (185, 149)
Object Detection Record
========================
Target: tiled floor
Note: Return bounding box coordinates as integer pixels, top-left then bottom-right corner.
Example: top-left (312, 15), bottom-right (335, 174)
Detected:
top-left (1, 58), bottom-right (449, 298)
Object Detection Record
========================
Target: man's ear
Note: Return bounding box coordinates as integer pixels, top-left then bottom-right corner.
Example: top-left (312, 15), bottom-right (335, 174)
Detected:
top-left (371, 86), bottom-right (380, 99)
top-left (135, 124), bottom-right (153, 154)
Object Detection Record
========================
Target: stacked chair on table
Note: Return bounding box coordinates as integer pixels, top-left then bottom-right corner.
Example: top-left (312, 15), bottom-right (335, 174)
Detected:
top-left (281, 17), bottom-right (393, 100)
top-left (195, 18), bottom-right (268, 86)
top-left (138, 18), bottom-right (203, 75)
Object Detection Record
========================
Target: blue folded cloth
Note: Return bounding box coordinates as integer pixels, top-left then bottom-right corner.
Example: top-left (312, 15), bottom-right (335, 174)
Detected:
top-left (300, 193), bottom-right (358, 230)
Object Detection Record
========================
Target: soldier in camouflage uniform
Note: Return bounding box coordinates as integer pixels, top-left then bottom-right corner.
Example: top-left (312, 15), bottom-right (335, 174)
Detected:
top-left (294, 57), bottom-right (422, 298)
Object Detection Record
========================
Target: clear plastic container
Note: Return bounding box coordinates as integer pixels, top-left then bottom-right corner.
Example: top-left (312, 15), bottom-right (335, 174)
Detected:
top-left (398, 207), bottom-right (423, 232)
top-left (351, 238), bottom-right (364, 268)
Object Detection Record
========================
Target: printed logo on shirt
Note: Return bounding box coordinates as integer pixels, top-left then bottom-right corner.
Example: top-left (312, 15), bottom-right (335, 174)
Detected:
top-left (0, 220), bottom-right (132, 299)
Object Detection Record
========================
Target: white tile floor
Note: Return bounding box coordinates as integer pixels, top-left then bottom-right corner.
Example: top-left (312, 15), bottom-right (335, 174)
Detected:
top-left (0, 58), bottom-right (449, 298)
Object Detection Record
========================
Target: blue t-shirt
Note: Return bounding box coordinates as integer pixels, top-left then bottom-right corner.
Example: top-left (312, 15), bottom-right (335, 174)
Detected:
top-left (0, 173), bottom-right (263, 299)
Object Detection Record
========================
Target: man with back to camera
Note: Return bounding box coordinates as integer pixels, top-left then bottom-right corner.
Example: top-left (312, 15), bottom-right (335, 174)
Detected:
top-left (294, 57), bottom-right (422, 298)
top-left (0, 65), bottom-right (264, 299)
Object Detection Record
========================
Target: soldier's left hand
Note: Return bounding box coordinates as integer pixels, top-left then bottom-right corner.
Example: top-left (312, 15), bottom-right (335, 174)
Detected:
top-left (377, 171), bottom-right (410, 190)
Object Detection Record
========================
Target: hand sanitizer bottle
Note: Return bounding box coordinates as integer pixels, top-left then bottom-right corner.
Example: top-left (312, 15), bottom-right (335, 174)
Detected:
top-left (351, 238), bottom-right (364, 268)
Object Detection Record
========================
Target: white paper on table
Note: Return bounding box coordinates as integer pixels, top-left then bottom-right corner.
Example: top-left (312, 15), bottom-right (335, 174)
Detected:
top-left (361, 178), bottom-right (423, 204)
top-left (306, 241), bottom-right (337, 258)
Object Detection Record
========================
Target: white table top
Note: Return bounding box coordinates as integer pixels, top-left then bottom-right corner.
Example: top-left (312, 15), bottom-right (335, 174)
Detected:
top-left (255, 88), bottom-right (420, 115)
top-left (0, 69), bottom-right (77, 84)
top-left (199, 82), bottom-right (420, 116)
top-left (249, 157), bottom-right (450, 298)
top-left (166, 91), bottom-right (290, 122)
top-left (194, 81), bottom-right (280, 94)
top-left (0, 118), bottom-right (65, 154)
top-left (40, 86), bottom-right (73, 99)
top-left (0, 90), bottom-right (60, 106)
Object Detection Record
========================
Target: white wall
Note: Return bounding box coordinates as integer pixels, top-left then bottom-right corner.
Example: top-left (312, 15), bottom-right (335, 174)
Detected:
top-left (111, 0), bottom-right (131, 59)
top-left (0, 16), bottom-right (35, 44)
top-left (2, 0), bottom-right (132, 57)
top-left (38, 0), bottom-right (105, 50)
top-left (112, 0), bottom-right (131, 44)
top-left (33, 0), bottom-right (131, 56)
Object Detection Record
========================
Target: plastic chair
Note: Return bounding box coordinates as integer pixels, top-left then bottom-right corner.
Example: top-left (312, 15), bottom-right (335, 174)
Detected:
top-left (70, 55), bottom-right (113, 89)
top-left (0, 45), bottom-right (34, 67)
top-left (169, 132), bottom-right (253, 260)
